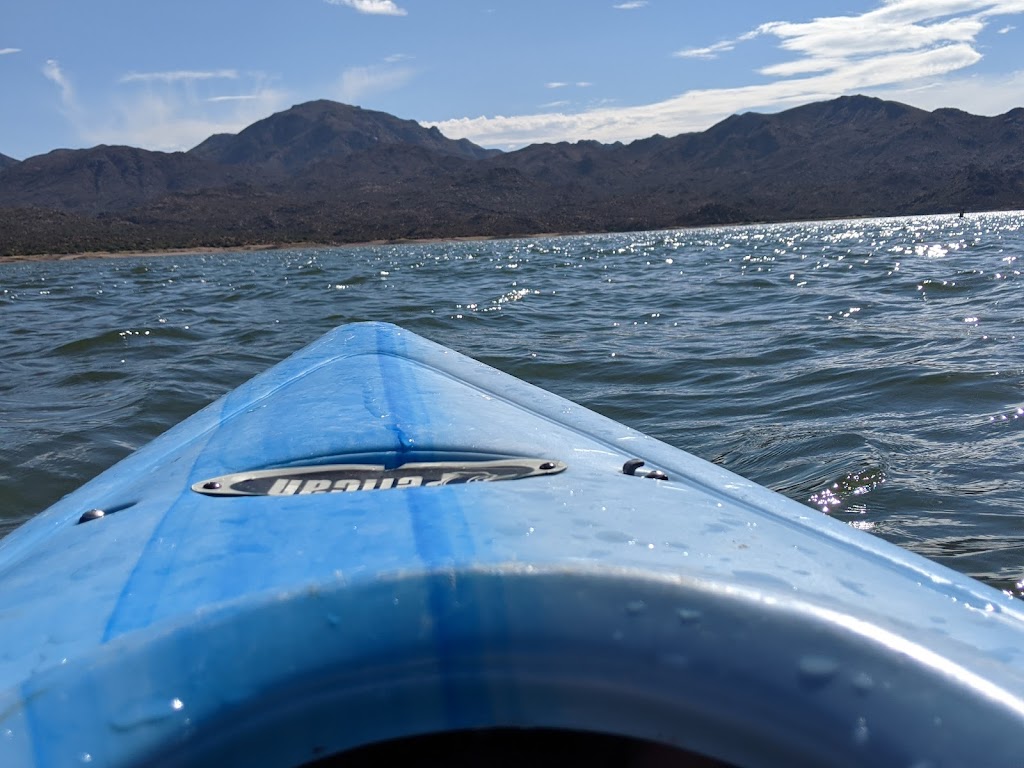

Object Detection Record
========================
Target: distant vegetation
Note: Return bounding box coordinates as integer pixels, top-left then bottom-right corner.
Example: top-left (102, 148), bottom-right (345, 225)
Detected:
top-left (1, 95), bottom-right (1023, 257)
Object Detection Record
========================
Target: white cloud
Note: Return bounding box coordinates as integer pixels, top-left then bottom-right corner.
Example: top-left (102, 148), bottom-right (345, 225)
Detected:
top-left (872, 67), bottom-right (1024, 113)
top-left (120, 70), bottom-right (239, 84)
top-left (40, 60), bottom-right (288, 151)
top-left (613, 1), bottom-right (648, 8)
top-left (674, 41), bottom-right (736, 59)
top-left (752, 14), bottom-right (984, 64)
top-left (0, 48), bottom-right (21, 55)
top-left (998, 23), bottom-right (1015, 30)
top-left (95, 69), bottom-right (284, 150)
top-left (43, 59), bottom-right (76, 114)
top-left (334, 65), bottom-right (414, 103)
top-left (325, 0), bottom-right (407, 16)
top-left (89, 87), bottom-right (289, 151)
top-left (429, 0), bottom-right (1024, 148)
top-left (206, 94), bottom-right (264, 103)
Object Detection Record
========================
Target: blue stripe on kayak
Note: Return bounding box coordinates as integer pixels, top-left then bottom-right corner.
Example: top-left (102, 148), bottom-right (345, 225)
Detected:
top-left (18, 681), bottom-right (45, 768)
top-left (374, 324), bottom-right (478, 569)
top-left (375, 324), bottom-right (485, 728)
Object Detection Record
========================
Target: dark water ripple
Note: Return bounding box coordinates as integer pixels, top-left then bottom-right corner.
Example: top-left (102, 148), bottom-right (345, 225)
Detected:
top-left (2, 213), bottom-right (1023, 595)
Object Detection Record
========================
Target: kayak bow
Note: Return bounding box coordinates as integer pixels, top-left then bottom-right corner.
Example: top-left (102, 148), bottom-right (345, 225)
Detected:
top-left (1, 321), bottom-right (1022, 767)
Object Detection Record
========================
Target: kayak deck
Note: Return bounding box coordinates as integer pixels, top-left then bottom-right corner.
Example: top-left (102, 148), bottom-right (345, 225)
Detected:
top-left (1, 321), bottom-right (1023, 767)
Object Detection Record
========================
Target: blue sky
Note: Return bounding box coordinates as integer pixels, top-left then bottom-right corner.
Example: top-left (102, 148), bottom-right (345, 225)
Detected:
top-left (2, 0), bottom-right (1024, 160)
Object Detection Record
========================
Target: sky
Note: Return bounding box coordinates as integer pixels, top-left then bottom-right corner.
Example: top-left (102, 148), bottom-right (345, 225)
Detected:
top-left (2, 0), bottom-right (1024, 160)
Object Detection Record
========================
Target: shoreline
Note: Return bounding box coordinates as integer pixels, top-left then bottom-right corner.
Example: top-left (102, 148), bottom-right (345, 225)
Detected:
top-left (0, 208), bottom-right (995, 264)
top-left (0, 233), bottom-right (574, 264)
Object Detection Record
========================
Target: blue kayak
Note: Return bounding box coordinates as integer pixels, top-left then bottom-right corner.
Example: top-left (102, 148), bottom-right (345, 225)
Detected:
top-left (2, 321), bottom-right (1023, 767)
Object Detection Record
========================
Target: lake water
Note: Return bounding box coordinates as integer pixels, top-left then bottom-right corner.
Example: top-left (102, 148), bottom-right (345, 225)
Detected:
top-left (2, 212), bottom-right (1023, 594)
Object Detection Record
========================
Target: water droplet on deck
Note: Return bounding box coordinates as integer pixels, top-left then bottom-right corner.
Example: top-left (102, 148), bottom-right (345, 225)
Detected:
top-left (852, 716), bottom-right (870, 745)
top-left (851, 671), bottom-right (874, 694)
top-left (676, 608), bottom-right (702, 624)
top-left (625, 600), bottom-right (647, 616)
top-left (798, 655), bottom-right (839, 687)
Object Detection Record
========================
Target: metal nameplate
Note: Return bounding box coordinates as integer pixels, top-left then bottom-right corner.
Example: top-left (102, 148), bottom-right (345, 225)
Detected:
top-left (192, 458), bottom-right (566, 497)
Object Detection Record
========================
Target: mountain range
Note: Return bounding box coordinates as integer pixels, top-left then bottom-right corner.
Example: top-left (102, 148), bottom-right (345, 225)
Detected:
top-left (1, 95), bottom-right (1022, 257)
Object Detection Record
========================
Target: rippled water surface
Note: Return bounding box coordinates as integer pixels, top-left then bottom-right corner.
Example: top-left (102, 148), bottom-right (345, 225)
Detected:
top-left (2, 213), bottom-right (1023, 593)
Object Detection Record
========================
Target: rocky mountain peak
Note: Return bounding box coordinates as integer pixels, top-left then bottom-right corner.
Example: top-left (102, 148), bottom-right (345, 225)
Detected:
top-left (188, 99), bottom-right (498, 172)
